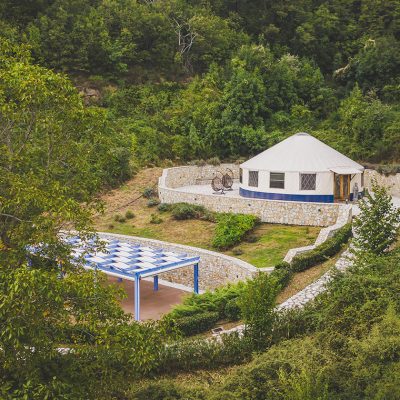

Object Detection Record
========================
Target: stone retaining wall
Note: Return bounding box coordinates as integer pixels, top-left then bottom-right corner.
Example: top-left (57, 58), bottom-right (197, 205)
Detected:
top-left (159, 165), bottom-right (343, 227)
top-left (365, 169), bottom-right (400, 197)
top-left (164, 163), bottom-right (240, 188)
top-left (97, 232), bottom-right (258, 291)
top-left (283, 204), bottom-right (352, 263)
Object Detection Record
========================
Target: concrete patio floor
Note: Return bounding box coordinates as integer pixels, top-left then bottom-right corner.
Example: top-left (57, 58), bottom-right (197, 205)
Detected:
top-left (107, 276), bottom-right (188, 320)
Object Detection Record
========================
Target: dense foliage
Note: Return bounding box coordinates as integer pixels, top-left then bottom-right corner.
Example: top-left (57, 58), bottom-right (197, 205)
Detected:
top-left (212, 213), bottom-right (259, 250)
top-left (1, 0), bottom-right (400, 165)
top-left (0, 39), bottom-right (168, 399)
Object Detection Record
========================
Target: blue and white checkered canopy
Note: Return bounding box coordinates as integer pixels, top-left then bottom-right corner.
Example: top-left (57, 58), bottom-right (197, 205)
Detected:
top-left (68, 237), bottom-right (200, 281)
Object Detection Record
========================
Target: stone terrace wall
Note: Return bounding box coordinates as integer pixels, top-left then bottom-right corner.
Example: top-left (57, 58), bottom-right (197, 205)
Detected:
top-left (164, 163), bottom-right (239, 188)
top-left (365, 169), bottom-right (400, 197)
top-left (284, 204), bottom-right (352, 263)
top-left (159, 165), bottom-right (342, 227)
top-left (98, 232), bottom-right (258, 291)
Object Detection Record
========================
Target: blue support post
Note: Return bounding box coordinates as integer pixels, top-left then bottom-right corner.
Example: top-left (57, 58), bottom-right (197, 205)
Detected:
top-left (134, 274), bottom-right (141, 321)
top-left (153, 275), bottom-right (159, 291)
top-left (193, 263), bottom-right (199, 294)
top-left (117, 278), bottom-right (123, 283)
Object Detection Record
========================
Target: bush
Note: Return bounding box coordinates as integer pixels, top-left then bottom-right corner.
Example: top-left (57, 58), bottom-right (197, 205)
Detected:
top-left (143, 187), bottom-right (156, 198)
top-left (206, 156), bottom-right (221, 166)
top-left (238, 273), bottom-right (280, 350)
top-left (171, 203), bottom-right (206, 220)
top-left (150, 214), bottom-right (163, 224)
top-left (114, 214), bottom-right (126, 223)
top-left (291, 223), bottom-right (352, 272)
top-left (224, 298), bottom-right (241, 321)
top-left (212, 213), bottom-right (259, 250)
top-left (158, 332), bottom-right (252, 373)
top-left (125, 210), bottom-right (135, 219)
top-left (168, 282), bottom-right (246, 324)
top-left (270, 264), bottom-right (293, 289)
top-left (173, 311), bottom-right (220, 336)
top-left (147, 198), bottom-right (160, 207)
top-left (157, 203), bottom-right (171, 212)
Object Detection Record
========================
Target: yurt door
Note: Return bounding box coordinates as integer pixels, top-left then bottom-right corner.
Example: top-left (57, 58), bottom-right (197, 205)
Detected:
top-left (334, 174), bottom-right (351, 201)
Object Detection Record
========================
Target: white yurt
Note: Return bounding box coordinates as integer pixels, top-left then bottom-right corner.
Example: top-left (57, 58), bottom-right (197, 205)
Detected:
top-left (239, 132), bottom-right (364, 203)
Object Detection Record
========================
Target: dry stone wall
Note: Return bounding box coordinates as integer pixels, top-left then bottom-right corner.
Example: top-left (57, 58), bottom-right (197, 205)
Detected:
top-left (159, 165), bottom-right (342, 227)
top-left (365, 169), bottom-right (400, 197)
top-left (98, 232), bottom-right (258, 291)
top-left (164, 164), bottom-right (239, 188)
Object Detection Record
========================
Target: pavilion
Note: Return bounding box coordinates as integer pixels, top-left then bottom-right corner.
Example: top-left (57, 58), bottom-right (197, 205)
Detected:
top-left (66, 237), bottom-right (200, 321)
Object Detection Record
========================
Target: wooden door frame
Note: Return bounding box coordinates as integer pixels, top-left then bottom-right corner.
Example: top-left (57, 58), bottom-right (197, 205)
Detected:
top-left (334, 174), bottom-right (351, 201)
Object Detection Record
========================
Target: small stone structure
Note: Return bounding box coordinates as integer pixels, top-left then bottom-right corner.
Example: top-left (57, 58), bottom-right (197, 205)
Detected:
top-left (159, 164), bottom-right (346, 227)
top-left (98, 232), bottom-right (259, 291)
top-left (364, 169), bottom-right (400, 197)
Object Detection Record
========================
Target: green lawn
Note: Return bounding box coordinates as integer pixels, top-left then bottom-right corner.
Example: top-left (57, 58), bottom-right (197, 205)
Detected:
top-left (226, 224), bottom-right (319, 268)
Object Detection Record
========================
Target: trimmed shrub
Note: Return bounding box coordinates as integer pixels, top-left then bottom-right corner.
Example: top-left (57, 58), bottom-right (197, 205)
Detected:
top-left (158, 332), bottom-right (252, 373)
top-left (147, 198), bottom-right (160, 207)
top-left (157, 203), bottom-right (171, 212)
top-left (173, 311), bottom-right (219, 336)
top-left (225, 298), bottom-right (241, 321)
top-left (142, 187), bottom-right (156, 198)
top-left (169, 282), bottom-right (246, 322)
top-left (212, 213), bottom-right (259, 250)
top-left (171, 203), bottom-right (206, 220)
top-left (125, 210), bottom-right (135, 219)
top-left (291, 223), bottom-right (352, 272)
top-left (270, 265), bottom-right (293, 289)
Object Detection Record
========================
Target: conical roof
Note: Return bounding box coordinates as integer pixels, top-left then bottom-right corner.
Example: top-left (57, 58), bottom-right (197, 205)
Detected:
top-left (240, 132), bottom-right (364, 173)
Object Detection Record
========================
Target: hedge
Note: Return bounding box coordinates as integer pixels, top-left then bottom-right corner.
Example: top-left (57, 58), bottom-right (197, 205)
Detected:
top-left (212, 213), bottom-right (259, 250)
top-left (270, 262), bottom-right (293, 289)
top-left (291, 223), bottom-right (352, 272)
top-left (173, 311), bottom-right (220, 336)
top-left (171, 203), bottom-right (206, 220)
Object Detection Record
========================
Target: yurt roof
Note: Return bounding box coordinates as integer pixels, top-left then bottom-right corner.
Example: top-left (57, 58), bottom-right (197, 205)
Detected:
top-left (240, 132), bottom-right (364, 173)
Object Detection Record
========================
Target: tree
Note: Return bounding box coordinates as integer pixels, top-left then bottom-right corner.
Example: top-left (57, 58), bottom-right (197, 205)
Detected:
top-left (0, 40), bottom-right (168, 399)
top-left (238, 273), bottom-right (279, 350)
top-left (353, 180), bottom-right (400, 255)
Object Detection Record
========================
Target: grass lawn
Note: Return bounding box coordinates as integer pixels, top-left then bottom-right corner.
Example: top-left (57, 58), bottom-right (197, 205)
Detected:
top-left (94, 167), bottom-right (320, 268)
top-left (226, 224), bottom-right (318, 268)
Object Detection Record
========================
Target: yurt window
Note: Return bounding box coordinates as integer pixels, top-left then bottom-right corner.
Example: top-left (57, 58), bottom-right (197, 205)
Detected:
top-left (248, 171), bottom-right (259, 187)
top-left (270, 172), bottom-right (285, 189)
top-left (361, 172), bottom-right (364, 187)
top-left (300, 173), bottom-right (316, 190)
top-left (239, 168), bottom-right (243, 183)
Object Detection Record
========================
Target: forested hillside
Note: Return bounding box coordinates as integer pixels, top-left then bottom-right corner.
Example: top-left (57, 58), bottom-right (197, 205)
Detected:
top-left (2, 2), bottom-right (400, 399)
top-left (1, 0), bottom-right (400, 168)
